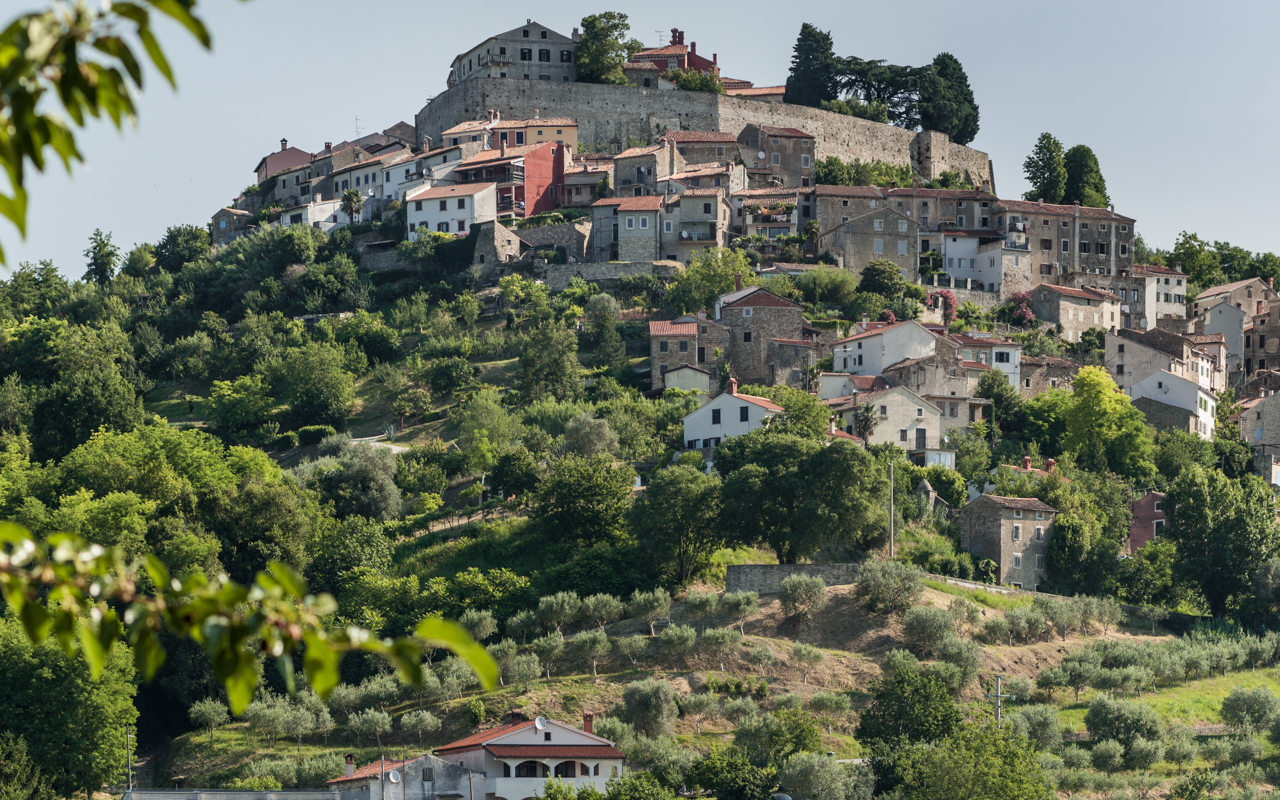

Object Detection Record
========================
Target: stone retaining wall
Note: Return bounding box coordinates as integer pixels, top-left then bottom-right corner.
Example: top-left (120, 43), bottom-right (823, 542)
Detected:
top-left (540, 260), bottom-right (683, 292)
top-left (725, 563), bottom-right (862, 594)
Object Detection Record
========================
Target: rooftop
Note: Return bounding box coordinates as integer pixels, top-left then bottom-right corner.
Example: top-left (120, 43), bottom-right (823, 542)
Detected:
top-left (833, 321), bottom-right (910, 344)
top-left (659, 130), bottom-right (738, 143)
top-left (756, 125), bottom-right (813, 138)
top-left (649, 320), bottom-right (698, 336)
top-left (996, 198), bottom-right (1135, 222)
top-left (815, 185), bottom-right (885, 199)
top-left (436, 720), bottom-right (536, 753)
top-left (327, 756), bottom-right (417, 784)
top-left (981, 495), bottom-right (1058, 513)
top-left (592, 196), bottom-right (664, 212)
top-left (615, 144), bottom-right (665, 160)
top-left (406, 183), bottom-right (496, 202)
top-left (727, 85), bottom-right (786, 96)
top-left (1038, 284), bottom-right (1120, 302)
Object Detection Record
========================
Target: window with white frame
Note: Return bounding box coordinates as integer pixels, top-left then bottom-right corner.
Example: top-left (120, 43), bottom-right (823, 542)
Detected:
top-left (874, 239), bottom-right (883, 254)
top-left (1035, 554), bottom-right (1044, 570)
top-left (1013, 554), bottom-right (1022, 569)
top-left (898, 220), bottom-right (908, 232)
top-left (801, 155), bottom-right (810, 167)
top-left (640, 217), bottom-right (649, 229)
top-left (1014, 509), bottom-right (1023, 518)
top-left (898, 240), bottom-right (907, 255)
top-left (1035, 527), bottom-right (1044, 541)
top-left (625, 216), bottom-right (635, 229)
top-left (1035, 511), bottom-right (1045, 520)
top-left (1012, 525), bottom-right (1021, 541)
top-left (874, 219), bottom-right (884, 231)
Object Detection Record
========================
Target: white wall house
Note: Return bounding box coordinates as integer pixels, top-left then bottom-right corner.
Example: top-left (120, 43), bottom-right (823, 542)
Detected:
top-left (817, 373), bottom-right (890, 400)
top-left (407, 183), bottom-right (497, 239)
top-left (832, 320), bottom-right (939, 377)
top-left (1128, 370), bottom-right (1216, 440)
top-left (435, 713), bottom-right (623, 800)
top-left (682, 380), bottom-right (781, 449)
top-left (827, 385), bottom-right (955, 468)
top-left (1201, 297), bottom-right (1248, 375)
top-left (948, 332), bottom-right (1022, 387)
top-left (277, 198), bottom-right (345, 233)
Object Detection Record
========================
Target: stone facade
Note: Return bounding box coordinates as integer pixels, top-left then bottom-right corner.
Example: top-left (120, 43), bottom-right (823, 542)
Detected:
top-left (662, 191), bottom-right (731, 262)
top-left (659, 130), bottom-right (740, 165)
top-left (415, 79), bottom-right (995, 186)
top-left (1132, 396), bottom-right (1197, 435)
top-left (1018, 355), bottom-right (1080, 396)
top-left (515, 220), bottom-right (591, 261)
top-left (718, 289), bottom-right (809, 385)
top-left (614, 141), bottom-right (683, 197)
top-left (816, 207), bottom-right (918, 279)
top-left (994, 199), bottom-right (1136, 277)
top-left (737, 124), bottom-right (816, 188)
top-left (540, 260), bottom-right (683, 292)
top-left (650, 320), bottom-right (700, 387)
top-left (447, 21), bottom-right (578, 89)
top-left (1030, 284), bottom-right (1120, 343)
top-left (212, 207), bottom-right (253, 247)
top-left (957, 495), bottom-right (1056, 591)
top-left (724, 563), bottom-right (862, 594)
top-left (472, 221), bottom-right (524, 272)
top-left (1191, 277), bottom-right (1276, 319)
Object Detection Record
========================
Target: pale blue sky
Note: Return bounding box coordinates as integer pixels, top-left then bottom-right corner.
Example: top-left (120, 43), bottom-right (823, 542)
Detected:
top-left (5, 0), bottom-right (1274, 276)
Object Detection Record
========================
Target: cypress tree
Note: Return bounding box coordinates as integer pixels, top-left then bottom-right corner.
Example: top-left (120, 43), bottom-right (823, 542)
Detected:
top-left (1022, 133), bottom-right (1068, 204)
top-left (1063, 144), bottom-right (1111, 208)
top-left (784, 24), bottom-right (839, 108)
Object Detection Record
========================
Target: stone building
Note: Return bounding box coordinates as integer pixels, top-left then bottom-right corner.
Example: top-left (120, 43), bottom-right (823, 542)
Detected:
top-left (252, 138), bottom-right (312, 186)
top-left (590, 195), bottom-right (663, 261)
top-left (515, 220), bottom-right (592, 262)
top-left (447, 20), bottom-right (579, 88)
top-left (451, 140), bottom-right (567, 219)
top-left (717, 284), bottom-right (813, 386)
top-left (831, 319), bottom-right (939, 377)
top-left (661, 162), bottom-right (749, 196)
top-left (658, 130), bottom-right (740, 165)
top-left (613, 140), bottom-right (684, 197)
top-left (813, 185), bottom-right (884, 234)
top-left (1193, 300), bottom-right (1247, 376)
top-left (889, 187), bottom-right (998, 233)
top-left (621, 60), bottom-right (666, 89)
top-left (993, 199), bottom-right (1136, 279)
top-left (736, 124), bottom-right (816, 188)
top-left (880, 349), bottom-right (991, 435)
top-left (1191, 276), bottom-right (1276, 319)
top-left (1107, 328), bottom-right (1225, 395)
top-left (1030, 284), bottom-right (1120, 342)
top-left (328, 753), bottom-right (475, 800)
top-left (471, 220), bottom-right (524, 272)
top-left (1128, 370), bottom-right (1217, 439)
top-left (632, 29), bottom-right (724, 75)
top-left (824, 385), bottom-right (955, 468)
top-left (816, 205), bottom-right (919, 278)
top-left (649, 319), bottom-right (700, 388)
top-left (1018, 354), bottom-right (1080, 396)
top-left (660, 189), bottom-right (732, 262)
top-left (211, 207), bottom-right (253, 247)
top-left (441, 114), bottom-right (579, 152)
top-left (1056, 263), bottom-right (1187, 331)
top-left (561, 161), bottom-right (612, 207)
top-left (957, 494), bottom-right (1057, 591)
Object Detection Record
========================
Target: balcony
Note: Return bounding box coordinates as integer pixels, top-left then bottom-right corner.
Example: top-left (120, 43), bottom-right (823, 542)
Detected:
top-left (478, 53), bottom-right (512, 66)
top-left (459, 165), bottom-right (525, 185)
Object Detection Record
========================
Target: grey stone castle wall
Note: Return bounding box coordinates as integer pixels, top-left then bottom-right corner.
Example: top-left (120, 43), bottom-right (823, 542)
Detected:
top-left (416, 80), bottom-right (994, 187)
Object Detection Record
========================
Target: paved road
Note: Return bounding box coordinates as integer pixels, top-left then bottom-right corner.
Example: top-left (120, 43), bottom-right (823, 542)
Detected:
top-left (352, 434), bottom-right (409, 454)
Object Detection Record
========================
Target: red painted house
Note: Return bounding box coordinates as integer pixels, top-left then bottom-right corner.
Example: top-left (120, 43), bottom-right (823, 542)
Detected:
top-left (454, 141), bottom-right (566, 219)
top-left (1128, 491), bottom-right (1166, 552)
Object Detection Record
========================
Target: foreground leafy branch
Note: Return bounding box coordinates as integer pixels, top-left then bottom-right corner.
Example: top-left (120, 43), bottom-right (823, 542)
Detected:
top-left (0, 522), bottom-right (496, 713)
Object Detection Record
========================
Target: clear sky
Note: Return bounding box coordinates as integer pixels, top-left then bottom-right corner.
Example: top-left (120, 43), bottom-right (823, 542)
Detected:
top-left (5, 0), bottom-right (1275, 278)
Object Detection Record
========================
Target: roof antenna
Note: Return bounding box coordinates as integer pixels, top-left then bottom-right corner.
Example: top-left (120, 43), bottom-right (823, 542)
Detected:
top-left (654, 31), bottom-right (665, 47)
top-left (355, 116), bottom-right (364, 139)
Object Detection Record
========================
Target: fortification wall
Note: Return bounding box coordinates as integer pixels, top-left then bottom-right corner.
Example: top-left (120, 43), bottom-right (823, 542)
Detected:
top-left (417, 80), bottom-right (994, 188)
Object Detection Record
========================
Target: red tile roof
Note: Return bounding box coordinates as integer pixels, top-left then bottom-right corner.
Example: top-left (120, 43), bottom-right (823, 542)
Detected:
top-left (436, 720), bottom-right (536, 753)
top-left (758, 125), bottom-right (813, 138)
top-left (678, 187), bottom-right (726, 198)
top-left (721, 288), bottom-right (801, 309)
top-left (330, 150), bottom-right (405, 176)
top-left (635, 45), bottom-right (688, 57)
top-left (592, 196), bottom-right (664, 212)
top-left (820, 373), bottom-right (892, 391)
top-left (960, 360), bottom-right (992, 370)
top-left (727, 85), bottom-right (786, 96)
top-left (1038, 284), bottom-right (1119, 302)
top-left (460, 143), bottom-right (547, 165)
top-left (1196, 277), bottom-right (1266, 298)
top-left (735, 393), bottom-right (784, 412)
top-left (494, 118), bottom-right (577, 130)
top-left (825, 428), bottom-right (863, 442)
top-left (615, 144), bottom-right (665, 160)
top-left (327, 756), bottom-right (417, 784)
top-left (623, 61), bottom-right (660, 71)
top-left (659, 130), bottom-right (738, 143)
top-left (816, 185), bottom-right (885, 198)
top-left (732, 187), bottom-right (800, 198)
top-left (886, 188), bottom-right (996, 200)
top-left (833, 321), bottom-right (910, 344)
top-left (486, 745), bottom-right (625, 759)
top-left (407, 183), bottom-right (495, 202)
top-left (771, 338), bottom-right (815, 346)
top-left (1132, 263), bottom-right (1184, 277)
top-left (996, 199), bottom-right (1134, 222)
top-left (948, 333), bottom-right (1016, 346)
top-left (981, 495), bottom-right (1058, 512)
top-left (649, 321), bottom-right (698, 336)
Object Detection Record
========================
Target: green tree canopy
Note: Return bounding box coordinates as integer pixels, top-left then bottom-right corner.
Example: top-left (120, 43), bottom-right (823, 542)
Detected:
top-left (668, 248), bottom-right (757, 314)
top-left (575, 12), bottom-right (642, 84)
top-left (916, 53), bottom-right (979, 146)
top-left (629, 464), bottom-right (723, 583)
top-left (534, 454), bottom-right (636, 548)
top-left (1062, 366), bottom-right (1155, 485)
top-left (784, 24), bottom-right (840, 108)
top-left (281, 343), bottom-right (355, 427)
top-left (1062, 144), bottom-right (1110, 208)
top-left (894, 723), bottom-right (1052, 800)
top-left (82, 229), bottom-right (120, 286)
top-left (1022, 133), bottom-right (1067, 204)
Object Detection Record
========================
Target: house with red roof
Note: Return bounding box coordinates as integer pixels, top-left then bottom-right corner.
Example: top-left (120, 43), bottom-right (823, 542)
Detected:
top-left (831, 319), bottom-right (939, 378)
top-left (631, 29), bottom-right (723, 76)
top-left (254, 138), bottom-right (312, 186)
top-left (406, 183), bottom-right (498, 239)
top-left (1030, 284), bottom-right (1120, 343)
top-left (736, 124), bottom-right (815, 189)
top-left (434, 711), bottom-right (623, 800)
top-left (445, 140), bottom-right (567, 220)
top-left (327, 752), bottom-right (476, 800)
top-left (823, 385), bottom-right (955, 469)
top-left (682, 378), bottom-right (782, 450)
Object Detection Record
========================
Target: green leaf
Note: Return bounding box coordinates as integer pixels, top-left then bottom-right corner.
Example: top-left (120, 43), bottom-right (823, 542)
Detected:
top-left (132, 628), bottom-right (167, 680)
top-left (136, 26), bottom-right (173, 88)
top-left (78, 616), bottom-right (107, 679)
top-left (0, 521), bottom-right (33, 544)
top-left (143, 554), bottom-right (171, 592)
top-left (0, 185), bottom-right (29, 236)
top-left (415, 617), bottom-right (499, 690)
top-left (302, 630), bottom-right (341, 700)
top-left (275, 654), bottom-right (296, 695)
top-left (143, 1), bottom-right (212, 48)
top-left (18, 600), bottom-right (50, 643)
top-left (266, 561), bottom-right (307, 598)
top-left (223, 652), bottom-right (258, 716)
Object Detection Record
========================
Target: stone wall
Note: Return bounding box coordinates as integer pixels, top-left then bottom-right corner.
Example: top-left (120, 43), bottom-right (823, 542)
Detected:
top-left (919, 277), bottom-right (1005, 310)
top-left (516, 220), bottom-right (592, 261)
top-left (539, 260), bottom-right (683, 292)
top-left (416, 79), bottom-right (994, 186)
top-left (724, 563), bottom-right (861, 594)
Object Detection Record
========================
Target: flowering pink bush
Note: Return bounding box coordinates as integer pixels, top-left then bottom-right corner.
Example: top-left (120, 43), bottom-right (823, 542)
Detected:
top-left (930, 290), bottom-right (958, 324)
top-left (879, 309), bottom-right (897, 323)
top-left (1003, 290), bottom-right (1035, 326)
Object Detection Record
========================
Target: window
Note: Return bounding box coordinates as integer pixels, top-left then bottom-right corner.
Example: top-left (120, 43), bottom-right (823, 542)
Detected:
top-left (664, 220), bottom-right (672, 233)
top-left (1035, 527), bottom-right (1044, 542)
top-left (678, 340), bottom-right (687, 353)
top-left (1080, 222), bottom-right (1089, 230)
top-left (898, 219), bottom-right (908, 232)
top-left (1079, 241), bottom-right (1090, 253)
top-left (743, 308), bottom-right (753, 317)
top-left (1097, 242), bottom-right (1108, 255)
top-left (539, 49), bottom-right (550, 62)
top-left (801, 154), bottom-right (810, 167)
top-left (437, 222), bottom-right (449, 232)
top-left (711, 409), bottom-right (721, 425)
top-left (740, 406), bottom-right (749, 422)
top-left (639, 217), bottom-right (649, 229)
top-left (438, 199), bottom-right (448, 211)
top-left (1154, 519), bottom-right (1165, 537)
top-left (899, 429), bottom-right (908, 442)
top-left (540, 30), bottom-right (548, 39)
top-left (916, 407), bottom-right (923, 417)
top-left (898, 240), bottom-right (907, 255)
top-left (703, 202), bottom-right (712, 214)
top-left (561, 50), bottom-right (572, 62)
top-left (871, 199), bottom-right (879, 208)
top-left (957, 215), bottom-right (966, 227)
top-left (1035, 554), bottom-right (1044, 571)
top-left (1012, 554), bottom-right (1023, 569)
top-left (520, 48), bottom-right (532, 60)
top-left (457, 198), bottom-right (467, 209)
top-left (515, 131), bottom-right (525, 145)
top-left (625, 216), bottom-right (635, 229)
top-left (1099, 223), bottom-right (1108, 232)
top-left (995, 351), bottom-right (1010, 363)
top-left (1012, 525), bottom-right (1022, 541)
top-left (874, 219), bottom-right (884, 231)
top-left (1014, 509), bottom-right (1023, 519)
top-left (874, 239), bottom-right (884, 254)
top-left (743, 331), bottom-right (752, 343)
top-left (880, 405), bottom-right (887, 416)
top-left (771, 153), bottom-right (780, 165)
top-left (1061, 239), bottom-right (1069, 252)
top-left (522, 29), bottom-right (530, 37)
top-left (1062, 220), bottom-right (1070, 228)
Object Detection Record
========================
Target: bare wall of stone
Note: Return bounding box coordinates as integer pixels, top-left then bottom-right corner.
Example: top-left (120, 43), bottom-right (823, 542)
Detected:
top-left (516, 221), bottom-right (591, 261)
top-left (725, 563), bottom-right (861, 594)
top-left (417, 80), bottom-right (993, 187)
top-left (540, 260), bottom-right (682, 292)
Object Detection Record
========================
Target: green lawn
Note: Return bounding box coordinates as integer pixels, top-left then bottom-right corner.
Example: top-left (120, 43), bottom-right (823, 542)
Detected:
top-left (144, 380), bottom-right (212, 423)
top-left (1051, 667), bottom-right (1280, 731)
top-left (923, 579), bottom-right (1034, 612)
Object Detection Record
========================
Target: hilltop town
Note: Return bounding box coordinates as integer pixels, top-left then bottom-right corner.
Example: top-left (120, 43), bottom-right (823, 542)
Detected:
top-left (11, 8), bottom-right (1280, 800)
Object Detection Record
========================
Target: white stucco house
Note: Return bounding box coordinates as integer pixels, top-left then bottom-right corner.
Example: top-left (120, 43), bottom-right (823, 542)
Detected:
top-left (1127, 370), bottom-right (1216, 440)
top-left (277, 198), bottom-right (346, 233)
top-left (817, 372), bottom-right (891, 400)
top-left (825, 385), bottom-right (956, 468)
top-left (407, 183), bottom-right (498, 239)
top-left (682, 379), bottom-right (781, 450)
top-left (831, 320), bottom-right (940, 377)
top-left (434, 712), bottom-right (624, 800)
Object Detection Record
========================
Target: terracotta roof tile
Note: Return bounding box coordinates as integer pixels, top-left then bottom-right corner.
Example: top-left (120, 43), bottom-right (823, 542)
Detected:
top-left (886, 188), bottom-right (996, 200)
top-left (735, 393), bottom-right (783, 412)
top-left (815, 185), bottom-right (885, 199)
top-left (981, 495), bottom-right (1058, 512)
top-left (833, 321), bottom-right (910, 344)
top-left (615, 144), bottom-right (665, 160)
top-left (623, 60), bottom-right (660, 70)
top-left (328, 756), bottom-right (417, 784)
top-left (436, 720), bottom-right (536, 753)
top-left (825, 428), bottom-right (863, 442)
top-left (649, 321), bottom-right (698, 336)
top-left (460, 143), bottom-right (546, 165)
top-left (721, 288), bottom-right (801, 309)
top-left (635, 45), bottom-right (688, 57)
top-left (407, 183), bottom-right (495, 202)
top-left (1037, 284), bottom-right (1119, 302)
top-left (1197, 277), bottom-right (1267, 298)
top-left (727, 85), bottom-right (786, 96)
top-left (592, 195), bottom-right (664, 212)
top-left (757, 125), bottom-right (812, 138)
top-left (996, 199), bottom-right (1135, 222)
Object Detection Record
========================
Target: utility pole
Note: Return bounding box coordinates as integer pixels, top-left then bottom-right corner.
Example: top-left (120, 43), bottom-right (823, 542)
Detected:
top-left (123, 724), bottom-right (134, 793)
top-left (986, 675), bottom-right (1016, 724)
top-left (889, 461), bottom-right (894, 558)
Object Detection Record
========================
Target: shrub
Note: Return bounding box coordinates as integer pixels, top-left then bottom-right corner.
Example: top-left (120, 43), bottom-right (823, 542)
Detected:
top-left (1003, 676), bottom-right (1036, 704)
top-left (774, 693), bottom-right (804, 711)
top-left (1199, 738), bottom-right (1230, 769)
top-left (790, 643), bottom-right (824, 684)
top-left (226, 776), bottom-right (282, 791)
top-left (1127, 736), bottom-right (1166, 769)
top-left (243, 758), bottom-right (298, 788)
top-left (778, 574), bottom-right (827, 624)
top-left (615, 635), bottom-right (648, 668)
top-left (459, 608), bottom-right (498, 642)
top-left (807, 692), bottom-right (851, 733)
top-left (699, 628), bottom-right (743, 672)
top-left (298, 425), bottom-right (337, 445)
top-left (880, 649), bottom-right (919, 680)
top-left (1222, 685), bottom-right (1280, 731)
top-left (1164, 724), bottom-right (1198, 768)
top-left (1084, 695), bottom-right (1164, 749)
top-left (936, 636), bottom-right (981, 687)
top-left (752, 678), bottom-right (769, 701)
top-left (720, 590), bottom-right (759, 633)
top-left (723, 697), bottom-right (758, 725)
top-left (1090, 739), bottom-right (1125, 773)
top-left (1007, 705), bottom-right (1062, 753)
top-left (1231, 735), bottom-right (1264, 764)
top-left (297, 754), bottom-right (345, 787)
top-left (982, 616), bottom-right (1011, 645)
top-left (855, 560), bottom-right (924, 614)
top-left (903, 606), bottom-right (954, 657)
top-left (1060, 746), bottom-right (1090, 770)
top-left (658, 624), bottom-right (697, 666)
top-left (271, 431), bottom-right (299, 450)
top-left (620, 678), bottom-right (680, 737)
top-left (923, 661), bottom-right (963, 694)
top-left (466, 697), bottom-right (485, 726)
top-left (683, 591), bottom-right (719, 632)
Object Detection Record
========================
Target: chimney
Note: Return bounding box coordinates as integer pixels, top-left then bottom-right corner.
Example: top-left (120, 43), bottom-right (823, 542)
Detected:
top-left (862, 315), bottom-right (869, 327)
top-left (535, 108), bottom-right (540, 119)
top-left (324, 141), bottom-right (332, 150)
top-left (713, 53), bottom-right (718, 65)
top-left (527, 18), bottom-right (532, 23)
top-left (280, 138), bottom-right (288, 151)
top-left (501, 140), bottom-right (507, 157)
top-left (734, 273), bottom-right (742, 291)
top-left (890, 180), bottom-right (897, 189)
top-left (345, 755), bottom-right (355, 779)
top-left (1023, 456), bottom-right (1032, 470)
top-left (1174, 261), bottom-right (1182, 273)
top-left (511, 710), bottom-right (524, 723)
top-left (1046, 458), bottom-right (1057, 472)
top-left (728, 378), bottom-right (738, 395)
top-left (690, 41), bottom-right (697, 56)
top-left (1269, 278), bottom-right (1275, 289)
top-left (829, 417), bottom-right (837, 435)
top-left (583, 712), bottom-right (594, 734)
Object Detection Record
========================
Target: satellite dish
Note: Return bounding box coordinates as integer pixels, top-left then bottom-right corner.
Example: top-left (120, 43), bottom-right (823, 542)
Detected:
top-left (388, 771), bottom-right (402, 784)
top-left (535, 716), bottom-right (548, 730)
top-left (757, 151), bottom-right (767, 160)
top-left (681, 230), bottom-right (689, 239)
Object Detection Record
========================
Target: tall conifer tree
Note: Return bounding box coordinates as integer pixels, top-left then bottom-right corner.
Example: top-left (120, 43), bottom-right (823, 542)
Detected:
top-left (784, 24), bottom-right (839, 108)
